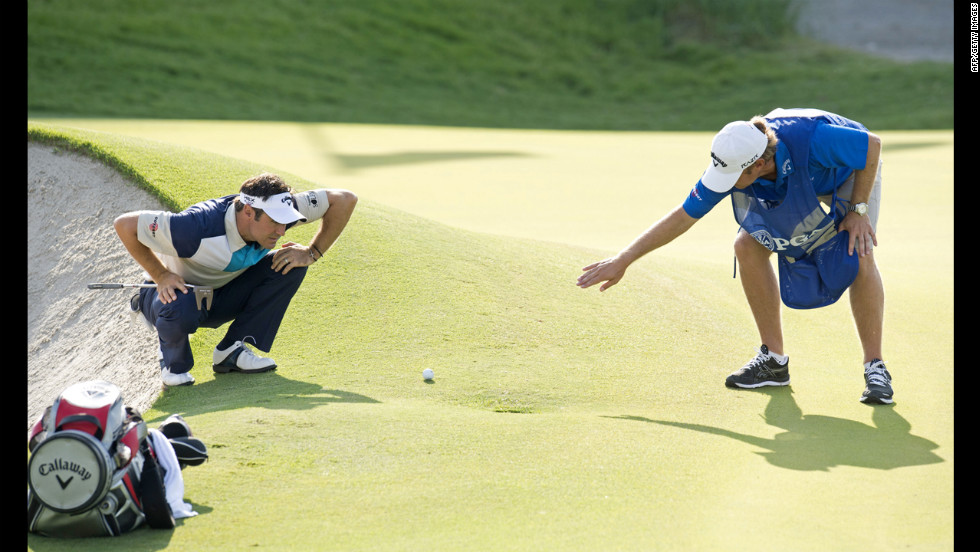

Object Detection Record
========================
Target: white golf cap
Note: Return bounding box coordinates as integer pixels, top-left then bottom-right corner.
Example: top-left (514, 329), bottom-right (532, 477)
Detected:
top-left (239, 192), bottom-right (307, 224)
top-left (700, 120), bottom-right (768, 193)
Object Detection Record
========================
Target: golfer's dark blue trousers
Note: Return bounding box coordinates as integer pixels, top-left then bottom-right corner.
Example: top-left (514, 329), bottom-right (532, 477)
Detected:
top-left (138, 252), bottom-right (307, 375)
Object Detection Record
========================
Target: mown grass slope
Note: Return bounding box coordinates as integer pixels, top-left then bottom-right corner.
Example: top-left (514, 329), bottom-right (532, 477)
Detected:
top-left (27, 0), bottom-right (952, 130)
top-left (26, 121), bottom-right (953, 552)
top-left (25, 122), bottom-right (755, 550)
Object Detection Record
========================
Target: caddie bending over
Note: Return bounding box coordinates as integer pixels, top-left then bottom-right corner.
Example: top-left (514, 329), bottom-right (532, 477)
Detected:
top-left (114, 173), bottom-right (357, 387)
top-left (578, 108), bottom-right (893, 404)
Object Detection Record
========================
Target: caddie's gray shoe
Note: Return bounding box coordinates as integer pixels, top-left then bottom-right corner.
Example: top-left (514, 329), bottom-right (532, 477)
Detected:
top-left (725, 345), bottom-right (790, 388)
top-left (212, 341), bottom-right (277, 374)
top-left (860, 359), bottom-right (894, 404)
top-left (162, 367), bottom-right (195, 387)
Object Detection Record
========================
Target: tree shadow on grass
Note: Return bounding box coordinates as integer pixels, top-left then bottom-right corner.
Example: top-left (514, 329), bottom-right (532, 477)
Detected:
top-left (335, 151), bottom-right (531, 172)
top-left (144, 371), bottom-right (380, 423)
top-left (881, 140), bottom-right (952, 152)
top-left (605, 388), bottom-right (943, 471)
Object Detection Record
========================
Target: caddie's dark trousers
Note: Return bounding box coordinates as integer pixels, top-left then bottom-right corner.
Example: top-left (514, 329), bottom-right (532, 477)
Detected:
top-left (138, 252), bottom-right (307, 375)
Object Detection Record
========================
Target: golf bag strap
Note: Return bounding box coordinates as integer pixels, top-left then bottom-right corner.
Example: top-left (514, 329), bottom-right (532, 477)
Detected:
top-left (56, 414), bottom-right (105, 440)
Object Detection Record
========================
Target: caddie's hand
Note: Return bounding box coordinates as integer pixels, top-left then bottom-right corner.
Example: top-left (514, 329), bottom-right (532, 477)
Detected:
top-left (838, 212), bottom-right (877, 257)
top-left (577, 257), bottom-right (629, 292)
top-left (272, 242), bottom-right (315, 274)
top-left (154, 271), bottom-right (188, 304)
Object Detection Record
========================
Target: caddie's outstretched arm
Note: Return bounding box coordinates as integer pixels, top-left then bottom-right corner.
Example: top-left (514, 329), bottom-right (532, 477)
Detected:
top-left (271, 189), bottom-right (358, 274)
top-left (577, 205), bottom-right (698, 292)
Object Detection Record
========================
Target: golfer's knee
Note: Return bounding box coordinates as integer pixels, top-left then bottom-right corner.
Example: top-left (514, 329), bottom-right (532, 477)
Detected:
top-left (281, 265), bottom-right (308, 286)
top-left (155, 315), bottom-right (199, 337)
top-left (155, 297), bottom-right (202, 334)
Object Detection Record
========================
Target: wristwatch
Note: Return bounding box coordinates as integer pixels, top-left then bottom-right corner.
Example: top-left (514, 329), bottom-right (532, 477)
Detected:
top-left (849, 202), bottom-right (868, 216)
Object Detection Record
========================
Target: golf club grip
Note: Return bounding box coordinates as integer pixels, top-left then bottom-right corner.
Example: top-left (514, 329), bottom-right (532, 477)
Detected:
top-left (87, 283), bottom-right (157, 289)
top-left (87, 283), bottom-right (125, 289)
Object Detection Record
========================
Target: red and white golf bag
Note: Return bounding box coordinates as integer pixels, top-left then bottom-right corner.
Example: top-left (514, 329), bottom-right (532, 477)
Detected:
top-left (27, 381), bottom-right (206, 537)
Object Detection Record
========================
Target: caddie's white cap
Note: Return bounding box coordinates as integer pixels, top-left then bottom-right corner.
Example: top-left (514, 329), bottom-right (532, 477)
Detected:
top-left (239, 192), bottom-right (307, 224)
top-left (700, 120), bottom-right (768, 193)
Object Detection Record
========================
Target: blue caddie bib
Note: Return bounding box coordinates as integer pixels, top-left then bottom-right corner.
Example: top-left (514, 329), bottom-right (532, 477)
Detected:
top-left (731, 108), bottom-right (867, 309)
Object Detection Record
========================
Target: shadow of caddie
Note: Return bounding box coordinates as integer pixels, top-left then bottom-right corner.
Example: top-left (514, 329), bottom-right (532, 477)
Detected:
top-left (606, 389), bottom-right (943, 471)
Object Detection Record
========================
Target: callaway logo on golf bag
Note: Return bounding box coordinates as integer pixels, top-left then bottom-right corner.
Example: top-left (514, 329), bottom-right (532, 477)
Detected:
top-left (27, 381), bottom-right (208, 538)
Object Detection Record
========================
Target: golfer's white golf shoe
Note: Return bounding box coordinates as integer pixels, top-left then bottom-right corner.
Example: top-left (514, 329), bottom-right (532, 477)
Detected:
top-left (212, 341), bottom-right (277, 374)
top-left (161, 367), bottom-right (195, 387)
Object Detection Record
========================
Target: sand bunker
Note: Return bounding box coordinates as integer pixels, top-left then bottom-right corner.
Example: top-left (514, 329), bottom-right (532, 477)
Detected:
top-left (28, 143), bottom-right (166, 430)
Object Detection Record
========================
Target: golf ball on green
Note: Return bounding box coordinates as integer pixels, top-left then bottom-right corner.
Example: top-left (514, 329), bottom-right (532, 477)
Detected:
top-left (422, 369), bottom-right (434, 380)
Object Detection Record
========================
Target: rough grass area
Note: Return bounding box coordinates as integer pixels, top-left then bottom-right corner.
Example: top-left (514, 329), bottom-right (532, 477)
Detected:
top-left (27, 0), bottom-right (952, 130)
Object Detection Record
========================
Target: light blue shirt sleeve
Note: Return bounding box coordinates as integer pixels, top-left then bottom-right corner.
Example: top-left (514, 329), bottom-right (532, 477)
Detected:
top-left (809, 123), bottom-right (869, 169)
top-left (808, 123), bottom-right (870, 195)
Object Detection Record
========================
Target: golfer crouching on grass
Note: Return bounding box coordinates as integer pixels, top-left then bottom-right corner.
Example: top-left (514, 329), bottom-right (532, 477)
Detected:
top-left (114, 173), bottom-right (357, 387)
top-left (578, 108), bottom-right (893, 405)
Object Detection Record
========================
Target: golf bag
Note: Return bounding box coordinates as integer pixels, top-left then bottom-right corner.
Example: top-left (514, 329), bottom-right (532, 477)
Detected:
top-left (27, 381), bottom-right (205, 537)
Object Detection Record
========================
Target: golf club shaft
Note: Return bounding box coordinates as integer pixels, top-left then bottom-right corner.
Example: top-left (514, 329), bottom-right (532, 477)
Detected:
top-left (87, 283), bottom-right (202, 290)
